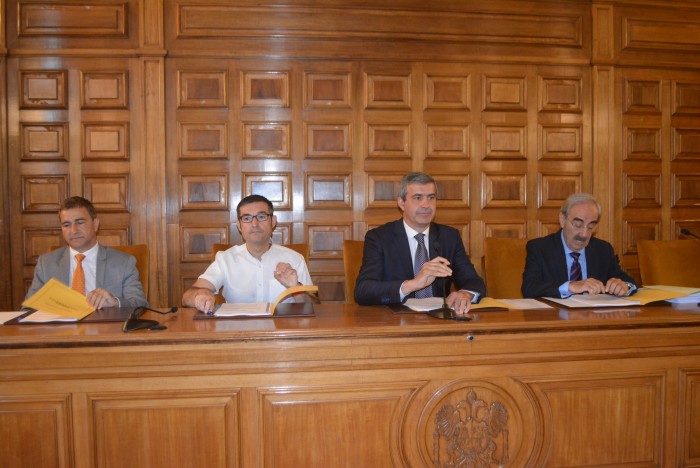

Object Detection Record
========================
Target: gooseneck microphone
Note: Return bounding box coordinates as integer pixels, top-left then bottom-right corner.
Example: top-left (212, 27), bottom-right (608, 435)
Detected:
top-left (681, 228), bottom-right (700, 240)
top-left (427, 240), bottom-right (460, 320)
top-left (122, 306), bottom-right (178, 332)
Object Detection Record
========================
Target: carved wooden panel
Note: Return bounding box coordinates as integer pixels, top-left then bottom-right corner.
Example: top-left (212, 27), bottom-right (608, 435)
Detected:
top-left (425, 75), bottom-right (470, 109)
top-left (19, 70), bottom-right (67, 108)
top-left (427, 125), bottom-right (468, 159)
top-left (367, 124), bottom-right (410, 159)
top-left (304, 124), bottom-right (351, 159)
top-left (624, 17), bottom-right (700, 51)
top-left (305, 73), bottom-right (351, 108)
top-left (82, 123), bottom-right (129, 160)
top-left (625, 127), bottom-right (660, 160)
top-left (624, 174), bottom-right (660, 208)
top-left (179, 122), bottom-right (228, 160)
top-left (539, 77), bottom-right (582, 112)
top-left (539, 222), bottom-right (563, 237)
top-left (482, 174), bottom-right (526, 208)
top-left (305, 174), bottom-right (352, 210)
top-left (243, 123), bottom-right (290, 159)
top-left (674, 175), bottom-right (700, 207)
top-left (271, 224), bottom-right (291, 246)
top-left (96, 228), bottom-right (130, 248)
top-left (260, 385), bottom-right (414, 466)
top-left (181, 226), bottom-right (229, 262)
top-left (673, 82), bottom-right (700, 115)
top-left (366, 74), bottom-right (410, 108)
top-left (314, 274), bottom-right (345, 302)
top-left (367, 174), bottom-right (401, 208)
top-left (435, 176), bottom-right (469, 209)
top-left (484, 223), bottom-right (527, 239)
top-left (20, 123), bottom-right (67, 161)
top-left (624, 221), bottom-right (660, 255)
top-left (81, 71), bottom-right (128, 108)
top-left (528, 376), bottom-right (663, 466)
top-left (90, 391), bottom-right (238, 468)
top-left (21, 176), bottom-right (68, 212)
top-left (539, 125), bottom-right (581, 160)
top-left (242, 71), bottom-right (289, 107)
top-left (0, 396), bottom-right (72, 467)
top-left (180, 174), bottom-right (228, 211)
top-left (540, 174), bottom-right (581, 208)
top-left (19, 3), bottom-right (127, 36)
top-left (23, 229), bottom-right (62, 264)
top-left (625, 80), bottom-right (661, 114)
top-left (243, 173), bottom-right (291, 211)
top-left (680, 370), bottom-right (700, 465)
top-left (483, 125), bottom-right (526, 160)
top-left (674, 128), bottom-right (700, 160)
top-left (483, 76), bottom-right (526, 111)
top-left (178, 71), bottom-right (227, 107)
top-left (307, 224), bottom-right (352, 259)
top-left (83, 175), bottom-right (129, 212)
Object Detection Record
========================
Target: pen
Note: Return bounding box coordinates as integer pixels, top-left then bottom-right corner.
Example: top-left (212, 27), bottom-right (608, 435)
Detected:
top-left (206, 309), bottom-right (213, 315)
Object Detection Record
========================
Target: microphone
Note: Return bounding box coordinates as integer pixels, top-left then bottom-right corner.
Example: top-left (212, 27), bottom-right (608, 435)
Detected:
top-left (122, 306), bottom-right (178, 332)
top-left (681, 228), bottom-right (700, 240)
top-left (427, 240), bottom-right (461, 320)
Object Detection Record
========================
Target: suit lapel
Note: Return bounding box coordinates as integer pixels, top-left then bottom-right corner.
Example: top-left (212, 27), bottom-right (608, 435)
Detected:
top-left (58, 247), bottom-right (71, 285)
top-left (96, 245), bottom-right (107, 288)
top-left (551, 231), bottom-right (569, 280)
top-left (393, 220), bottom-right (414, 278)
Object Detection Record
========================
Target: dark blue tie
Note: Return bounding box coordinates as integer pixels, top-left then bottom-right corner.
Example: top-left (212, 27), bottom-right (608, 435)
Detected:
top-left (570, 252), bottom-right (582, 282)
top-left (414, 233), bottom-right (432, 298)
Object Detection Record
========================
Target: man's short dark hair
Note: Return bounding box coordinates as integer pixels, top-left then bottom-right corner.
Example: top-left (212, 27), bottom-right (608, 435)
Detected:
top-left (59, 196), bottom-right (97, 219)
top-left (236, 194), bottom-right (274, 218)
top-left (398, 172), bottom-right (436, 200)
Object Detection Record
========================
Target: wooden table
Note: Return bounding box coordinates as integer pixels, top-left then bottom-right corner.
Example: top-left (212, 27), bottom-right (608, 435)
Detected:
top-left (1, 302), bottom-right (700, 467)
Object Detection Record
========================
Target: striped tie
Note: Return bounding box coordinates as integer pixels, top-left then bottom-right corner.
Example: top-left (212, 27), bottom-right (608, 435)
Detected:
top-left (414, 233), bottom-right (432, 298)
top-left (570, 252), bottom-right (582, 282)
top-left (72, 253), bottom-right (86, 296)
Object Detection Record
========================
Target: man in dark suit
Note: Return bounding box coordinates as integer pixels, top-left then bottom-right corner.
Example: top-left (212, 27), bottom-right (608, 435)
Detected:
top-left (354, 172), bottom-right (485, 316)
top-left (25, 196), bottom-right (148, 308)
top-left (521, 192), bottom-right (636, 298)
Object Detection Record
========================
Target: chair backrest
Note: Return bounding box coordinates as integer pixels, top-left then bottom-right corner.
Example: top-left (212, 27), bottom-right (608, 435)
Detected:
top-left (483, 237), bottom-right (528, 299)
top-left (343, 240), bottom-right (365, 304)
top-left (210, 243), bottom-right (310, 304)
top-left (50, 244), bottom-right (149, 297)
top-left (637, 239), bottom-right (700, 287)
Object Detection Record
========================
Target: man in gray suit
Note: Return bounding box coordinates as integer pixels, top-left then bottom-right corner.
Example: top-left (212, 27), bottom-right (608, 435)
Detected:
top-left (25, 196), bottom-right (148, 309)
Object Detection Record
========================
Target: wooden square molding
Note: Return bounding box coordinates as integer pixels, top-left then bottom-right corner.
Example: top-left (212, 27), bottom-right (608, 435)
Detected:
top-left (19, 3), bottom-right (127, 36)
top-left (624, 174), bottom-right (661, 208)
top-left (539, 125), bottom-right (581, 160)
top-left (367, 174), bottom-right (402, 208)
top-left (365, 74), bottom-right (411, 109)
top-left (181, 226), bottom-right (229, 262)
top-left (23, 229), bottom-right (62, 265)
top-left (180, 174), bottom-right (229, 211)
top-left (178, 71), bottom-right (228, 108)
top-left (20, 123), bottom-right (68, 161)
top-left (427, 125), bottom-right (469, 159)
top-left (305, 73), bottom-right (351, 108)
top-left (242, 71), bottom-right (289, 107)
top-left (305, 173), bottom-right (352, 210)
top-left (304, 123), bottom-right (351, 159)
top-left (482, 76), bottom-right (526, 111)
top-left (424, 75), bottom-right (470, 110)
top-left (673, 128), bottom-right (700, 160)
top-left (179, 122), bottom-right (228, 160)
top-left (483, 125), bottom-right (526, 160)
top-left (625, 80), bottom-right (660, 114)
top-left (538, 77), bottom-right (582, 112)
top-left (243, 173), bottom-right (291, 210)
top-left (540, 173), bottom-right (581, 208)
top-left (21, 176), bottom-right (68, 212)
top-left (19, 70), bottom-right (67, 108)
top-left (81, 71), bottom-right (128, 109)
top-left (83, 175), bottom-right (129, 212)
top-left (482, 173), bottom-right (526, 208)
top-left (82, 123), bottom-right (129, 160)
top-left (306, 224), bottom-right (352, 258)
top-left (366, 124), bottom-right (411, 159)
top-left (624, 127), bottom-right (660, 161)
top-left (243, 123), bottom-right (290, 159)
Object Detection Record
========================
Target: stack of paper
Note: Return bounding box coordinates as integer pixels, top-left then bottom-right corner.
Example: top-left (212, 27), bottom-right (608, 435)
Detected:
top-left (20, 278), bottom-right (94, 322)
top-left (642, 285), bottom-right (700, 304)
top-left (214, 284), bottom-right (318, 317)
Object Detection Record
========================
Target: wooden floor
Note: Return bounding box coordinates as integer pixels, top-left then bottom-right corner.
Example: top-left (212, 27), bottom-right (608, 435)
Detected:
top-left (1, 302), bottom-right (700, 467)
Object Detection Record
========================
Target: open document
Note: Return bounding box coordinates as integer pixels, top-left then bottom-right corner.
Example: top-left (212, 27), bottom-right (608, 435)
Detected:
top-left (641, 285), bottom-right (700, 304)
top-left (404, 297), bottom-right (513, 312)
top-left (20, 278), bottom-right (95, 322)
top-left (544, 294), bottom-right (640, 308)
top-left (214, 285), bottom-right (318, 317)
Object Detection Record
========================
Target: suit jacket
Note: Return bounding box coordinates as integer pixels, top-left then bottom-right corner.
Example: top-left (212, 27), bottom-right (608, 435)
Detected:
top-left (25, 245), bottom-right (148, 308)
top-left (521, 231), bottom-right (636, 298)
top-left (354, 219), bottom-right (486, 305)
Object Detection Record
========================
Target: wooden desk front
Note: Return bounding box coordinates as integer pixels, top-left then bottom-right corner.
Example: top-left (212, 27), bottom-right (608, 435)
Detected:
top-left (1, 303), bottom-right (699, 467)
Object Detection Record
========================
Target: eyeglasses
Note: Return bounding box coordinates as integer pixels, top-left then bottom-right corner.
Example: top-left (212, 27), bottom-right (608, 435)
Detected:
top-left (566, 218), bottom-right (598, 232)
top-left (238, 212), bottom-right (271, 223)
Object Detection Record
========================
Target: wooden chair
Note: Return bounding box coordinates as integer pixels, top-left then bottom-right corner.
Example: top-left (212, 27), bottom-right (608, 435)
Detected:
top-left (343, 240), bottom-right (365, 304)
top-left (482, 237), bottom-right (528, 299)
top-left (50, 244), bottom-right (149, 297)
top-left (637, 239), bottom-right (700, 287)
top-left (210, 243), bottom-right (310, 303)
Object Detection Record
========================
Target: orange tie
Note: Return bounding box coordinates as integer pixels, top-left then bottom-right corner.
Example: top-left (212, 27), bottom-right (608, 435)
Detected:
top-left (72, 254), bottom-right (86, 296)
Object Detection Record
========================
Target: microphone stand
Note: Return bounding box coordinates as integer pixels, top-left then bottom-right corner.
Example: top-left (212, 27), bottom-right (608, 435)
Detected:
top-left (122, 306), bottom-right (178, 332)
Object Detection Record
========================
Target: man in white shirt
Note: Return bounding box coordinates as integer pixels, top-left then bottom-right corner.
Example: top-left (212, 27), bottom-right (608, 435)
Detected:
top-left (182, 195), bottom-right (315, 313)
top-left (25, 196), bottom-right (148, 308)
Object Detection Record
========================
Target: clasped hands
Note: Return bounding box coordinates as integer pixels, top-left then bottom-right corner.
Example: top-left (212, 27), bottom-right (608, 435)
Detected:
top-left (568, 277), bottom-right (630, 296)
top-left (86, 288), bottom-right (118, 309)
top-left (402, 256), bottom-right (474, 316)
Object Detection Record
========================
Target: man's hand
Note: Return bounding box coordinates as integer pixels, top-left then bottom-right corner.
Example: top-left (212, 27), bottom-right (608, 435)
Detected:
top-left (446, 290), bottom-right (474, 316)
top-left (568, 278), bottom-right (606, 295)
top-left (86, 288), bottom-right (118, 309)
top-left (274, 262), bottom-right (299, 288)
top-left (605, 278), bottom-right (630, 296)
top-left (401, 256), bottom-right (452, 295)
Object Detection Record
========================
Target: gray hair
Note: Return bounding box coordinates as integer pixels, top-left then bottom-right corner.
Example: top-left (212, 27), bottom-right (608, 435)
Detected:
top-left (398, 172), bottom-right (436, 200)
top-left (561, 193), bottom-right (602, 219)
